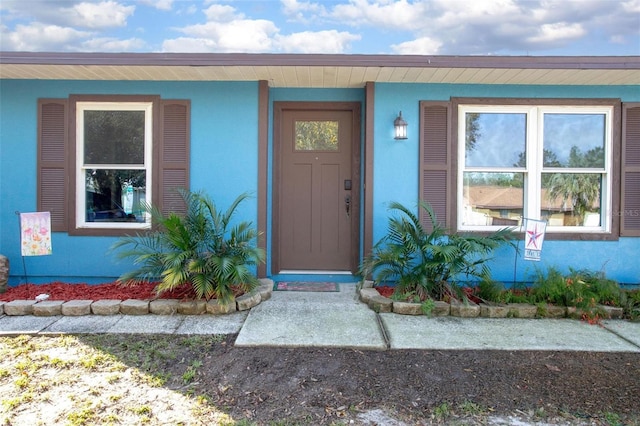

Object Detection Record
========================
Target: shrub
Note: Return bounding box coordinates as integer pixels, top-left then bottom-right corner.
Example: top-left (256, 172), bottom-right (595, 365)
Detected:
top-left (531, 267), bottom-right (622, 310)
top-left (620, 289), bottom-right (640, 321)
top-left (531, 266), bottom-right (573, 306)
top-left (475, 279), bottom-right (505, 303)
top-left (358, 201), bottom-right (514, 302)
top-left (571, 269), bottom-right (622, 307)
top-left (111, 190), bottom-right (265, 304)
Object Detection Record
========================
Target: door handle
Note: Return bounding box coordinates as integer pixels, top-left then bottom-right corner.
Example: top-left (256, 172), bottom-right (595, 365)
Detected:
top-left (345, 195), bottom-right (351, 218)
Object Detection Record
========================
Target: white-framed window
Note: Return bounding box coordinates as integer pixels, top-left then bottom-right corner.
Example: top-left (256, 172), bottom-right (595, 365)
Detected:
top-left (458, 104), bottom-right (612, 233)
top-left (75, 102), bottom-right (153, 229)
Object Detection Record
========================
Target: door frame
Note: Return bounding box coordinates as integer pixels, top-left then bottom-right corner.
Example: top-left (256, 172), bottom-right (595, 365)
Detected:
top-left (272, 101), bottom-right (361, 274)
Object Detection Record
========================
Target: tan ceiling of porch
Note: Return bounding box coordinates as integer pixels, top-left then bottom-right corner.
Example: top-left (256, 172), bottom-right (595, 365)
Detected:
top-left (1, 53), bottom-right (638, 87)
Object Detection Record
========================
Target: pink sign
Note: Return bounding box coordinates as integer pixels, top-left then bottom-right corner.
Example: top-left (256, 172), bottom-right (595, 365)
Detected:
top-left (524, 218), bottom-right (546, 261)
top-left (20, 212), bottom-right (52, 256)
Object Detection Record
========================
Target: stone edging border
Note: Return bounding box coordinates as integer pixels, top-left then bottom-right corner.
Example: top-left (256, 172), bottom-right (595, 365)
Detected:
top-left (0, 279), bottom-right (274, 317)
top-left (358, 281), bottom-right (625, 319)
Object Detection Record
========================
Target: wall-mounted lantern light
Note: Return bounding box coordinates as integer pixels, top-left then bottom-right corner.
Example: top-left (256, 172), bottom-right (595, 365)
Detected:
top-left (394, 111), bottom-right (407, 140)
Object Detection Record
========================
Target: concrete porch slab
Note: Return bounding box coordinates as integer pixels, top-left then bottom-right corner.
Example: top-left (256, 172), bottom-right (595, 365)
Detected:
top-left (235, 283), bottom-right (387, 350)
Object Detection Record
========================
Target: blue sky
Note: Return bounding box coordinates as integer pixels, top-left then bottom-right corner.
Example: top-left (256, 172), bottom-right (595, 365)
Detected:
top-left (1, 0), bottom-right (638, 55)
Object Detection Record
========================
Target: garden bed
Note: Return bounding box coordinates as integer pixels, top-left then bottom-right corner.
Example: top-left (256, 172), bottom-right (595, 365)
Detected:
top-left (359, 281), bottom-right (627, 321)
top-left (0, 279), bottom-right (273, 316)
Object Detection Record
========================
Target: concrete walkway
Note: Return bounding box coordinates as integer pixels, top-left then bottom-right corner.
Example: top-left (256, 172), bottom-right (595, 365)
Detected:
top-left (1, 283), bottom-right (639, 352)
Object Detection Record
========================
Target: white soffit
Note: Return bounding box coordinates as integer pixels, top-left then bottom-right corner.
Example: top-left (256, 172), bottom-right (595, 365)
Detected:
top-left (1, 53), bottom-right (638, 87)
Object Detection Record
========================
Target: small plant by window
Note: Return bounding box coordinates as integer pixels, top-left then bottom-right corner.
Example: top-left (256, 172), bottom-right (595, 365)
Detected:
top-left (358, 201), bottom-right (514, 302)
top-left (111, 189), bottom-right (265, 305)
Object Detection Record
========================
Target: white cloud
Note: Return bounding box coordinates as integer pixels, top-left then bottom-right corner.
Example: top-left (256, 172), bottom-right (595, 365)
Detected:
top-left (162, 37), bottom-right (217, 53)
top-left (203, 4), bottom-right (242, 22)
top-left (622, 0), bottom-right (640, 13)
top-left (318, 0), bottom-right (639, 54)
top-left (433, 0), bottom-right (521, 26)
top-left (391, 36), bottom-right (442, 55)
top-left (527, 22), bottom-right (586, 44)
top-left (1, 0), bottom-right (134, 29)
top-left (276, 30), bottom-right (360, 53)
top-left (281, 0), bottom-right (328, 23)
top-left (0, 22), bottom-right (90, 51)
top-left (77, 37), bottom-right (147, 52)
top-left (139, 0), bottom-right (174, 11)
top-left (165, 18), bottom-right (279, 53)
top-left (165, 3), bottom-right (360, 53)
top-left (164, 3), bottom-right (279, 52)
top-left (62, 1), bottom-right (135, 29)
top-left (0, 0), bottom-right (637, 54)
top-left (331, 0), bottom-right (427, 30)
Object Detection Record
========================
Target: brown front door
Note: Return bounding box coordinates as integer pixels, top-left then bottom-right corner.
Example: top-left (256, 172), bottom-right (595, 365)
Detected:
top-left (273, 102), bottom-right (360, 272)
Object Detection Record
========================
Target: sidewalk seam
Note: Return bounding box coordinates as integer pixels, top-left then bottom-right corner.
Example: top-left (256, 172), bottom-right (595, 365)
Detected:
top-left (375, 313), bottom-right (390, 350)
top-left (602, 323), bottom-right (640, 350)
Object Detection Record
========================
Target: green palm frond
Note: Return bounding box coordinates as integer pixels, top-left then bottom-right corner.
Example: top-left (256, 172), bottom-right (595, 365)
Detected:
top-left (358, 200), bottom-right (514, 301)
top-left (110, 189), bottom-right (265, 305)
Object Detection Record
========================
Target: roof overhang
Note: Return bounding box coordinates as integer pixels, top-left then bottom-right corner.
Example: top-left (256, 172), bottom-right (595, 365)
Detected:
top-left (1, 52), bottom-right (638, 88)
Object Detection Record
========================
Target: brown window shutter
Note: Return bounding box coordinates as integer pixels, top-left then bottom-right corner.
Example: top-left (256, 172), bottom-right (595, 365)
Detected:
top-left (621, 103), bottom-right (640, 236)
top-left (158, 100), bottom-right (190, 217)
top-left (37, 99), bottom-right (68, 232)
top-left (419, 101), bottom-right (451, 230)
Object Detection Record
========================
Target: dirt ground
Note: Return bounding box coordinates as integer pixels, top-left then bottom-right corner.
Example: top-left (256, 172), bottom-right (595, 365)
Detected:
top-left (190, 335), bottom-right (640, 424)
top-left (1, 333), bottom-right (639, 425)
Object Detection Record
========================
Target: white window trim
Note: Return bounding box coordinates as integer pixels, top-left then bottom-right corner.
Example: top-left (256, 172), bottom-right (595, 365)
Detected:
top-left (75, 102), bottom-right (153, 230)
top-left (457, 104), bottom-right (613, 233)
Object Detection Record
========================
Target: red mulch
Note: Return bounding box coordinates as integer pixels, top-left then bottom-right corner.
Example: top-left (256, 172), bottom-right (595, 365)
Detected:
top-left (375, 286), bottom-right (395, 298)
top-left (375, 285), bottom-right (484, 304)
top-left (0, 281), bottom-right (209, 302)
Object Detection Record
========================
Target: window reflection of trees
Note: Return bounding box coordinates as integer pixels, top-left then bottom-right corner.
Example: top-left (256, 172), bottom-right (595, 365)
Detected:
top-left (84, 110), bottom-right (144, 164)
top-left (295, 121), bottom-right (338, 151)
top-left (83, 110), bottom-right (146, 222)
top-left (467, 146), bottom-right (604, 225)
top-left (544, 146), bottom-right (604, 225)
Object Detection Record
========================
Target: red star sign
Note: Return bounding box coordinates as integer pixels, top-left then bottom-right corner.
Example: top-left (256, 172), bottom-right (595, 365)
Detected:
top-left (526, 224), bottom-right (543, 249)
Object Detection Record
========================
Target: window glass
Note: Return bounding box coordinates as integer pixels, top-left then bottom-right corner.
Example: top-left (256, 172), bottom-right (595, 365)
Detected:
top-left (542, 173), bottom-right (602, 227)
top-left (77, 102), bottom-right (151, 228)
top-left (462, 172), bottom-right (523, 226)
top-left (84, 110), bottom-right (145, 164)
top-left (295, 120), bottom-right (339, 151)
top-left (458, 105), bottom-right (611, 233)
top-left (543, 114), bottom-right (605, 168)
top-left (85, 169), bottom-right (146, 222)
top-left (465, 113), bottom-right (526, 168)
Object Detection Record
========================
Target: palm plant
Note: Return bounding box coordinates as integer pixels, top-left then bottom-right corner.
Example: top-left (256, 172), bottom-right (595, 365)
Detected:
top-left (111, 189), bottom-right (265, 304)
top-left (359, 201), bottom-right (514, 302)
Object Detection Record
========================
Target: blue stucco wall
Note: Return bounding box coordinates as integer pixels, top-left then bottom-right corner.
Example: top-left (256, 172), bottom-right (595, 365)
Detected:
top-left (373, 83), bottom-right (640, 284)
top-left (1, 78), bottom-right (638, 285)
top-left (0, 79), bottom-right (260, 283)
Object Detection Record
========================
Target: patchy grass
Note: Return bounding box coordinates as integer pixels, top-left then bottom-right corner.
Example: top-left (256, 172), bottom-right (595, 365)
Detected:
top-left (0, 334), bottom-right (234, 425)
